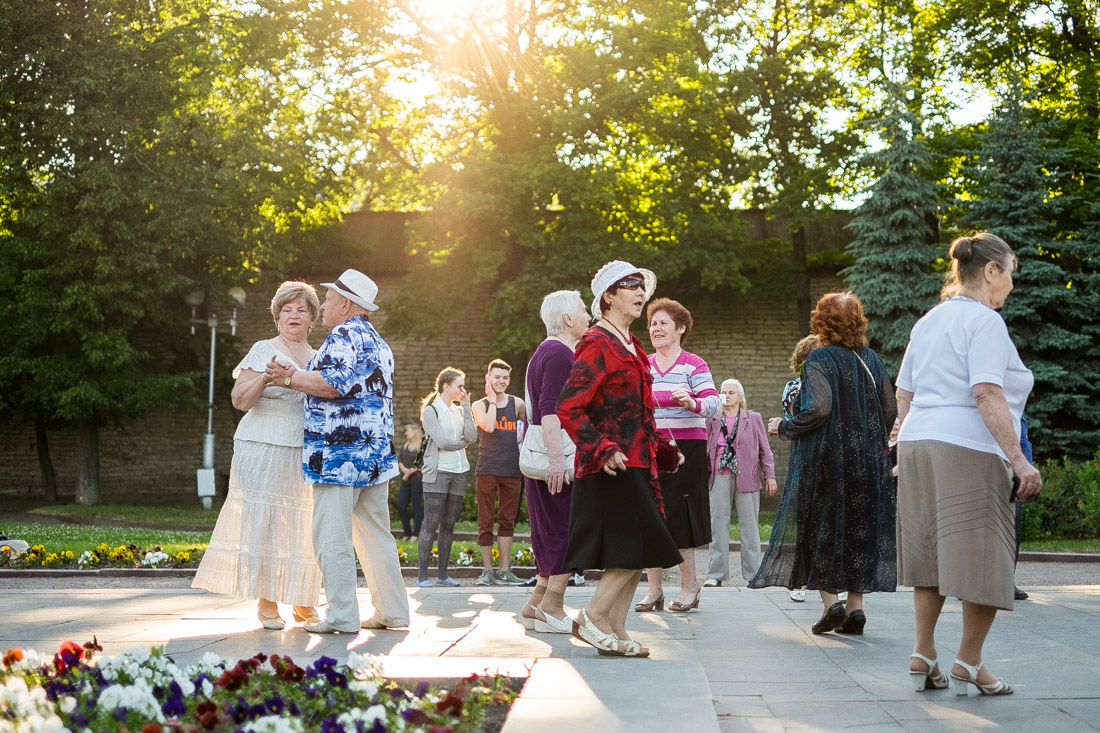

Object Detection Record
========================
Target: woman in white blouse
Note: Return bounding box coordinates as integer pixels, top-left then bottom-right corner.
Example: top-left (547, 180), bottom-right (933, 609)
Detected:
top-left (417, 367), bottom-right (477, 587)
top-left (896, 232), bottom-right (1042, 696)
top-left (193, 281), bottom-right (323, 629)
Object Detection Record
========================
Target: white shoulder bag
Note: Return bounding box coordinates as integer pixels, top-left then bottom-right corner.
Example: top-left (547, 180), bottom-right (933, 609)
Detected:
top-left (519, 383), bottom-right (576, 482)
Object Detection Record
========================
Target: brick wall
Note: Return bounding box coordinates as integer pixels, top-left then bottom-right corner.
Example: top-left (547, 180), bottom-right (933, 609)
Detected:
top-left (0, 267), bottom-right (845, 509)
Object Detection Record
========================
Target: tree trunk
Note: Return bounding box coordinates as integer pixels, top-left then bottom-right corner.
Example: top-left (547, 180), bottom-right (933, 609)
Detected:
top-left (76, 419), bottom-right (101, 505)
top-left (34, 418), bottom-right (58, 502)
top-left (793, 226), bottom-right (811, 335)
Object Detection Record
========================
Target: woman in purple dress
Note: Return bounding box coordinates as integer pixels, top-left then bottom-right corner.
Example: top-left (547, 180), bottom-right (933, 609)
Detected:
top-left (519, 290), bottom-right (591, 634)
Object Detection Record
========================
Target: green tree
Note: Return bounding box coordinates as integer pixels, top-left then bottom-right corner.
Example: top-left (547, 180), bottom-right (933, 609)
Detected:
top-left (961, 92), bottom-right (1100, 459)
top-left (843, 107), bottom-right (942, 374)
top-left (0, 0), bottom-right (402, 502)
top-left (386, 0), bottom-right (786, 354)
top-left (715, 0), bottom-right (860, 332)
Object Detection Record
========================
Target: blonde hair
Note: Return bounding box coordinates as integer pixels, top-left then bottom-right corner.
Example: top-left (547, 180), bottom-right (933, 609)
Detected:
top-left (719, 378), bottom-right (747, 408)
top-left (420, 366), bottom-right (465, 412)
top-left (402, 422), bottom-right (423, 452)
top-left (270, 281), bottom-right (320, 324)
top-left (789, 334), bottom-right (820, 373)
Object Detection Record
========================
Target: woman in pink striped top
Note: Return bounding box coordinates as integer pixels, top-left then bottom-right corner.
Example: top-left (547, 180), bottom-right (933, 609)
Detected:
top-left (636, 298), bottom-right (722, 613)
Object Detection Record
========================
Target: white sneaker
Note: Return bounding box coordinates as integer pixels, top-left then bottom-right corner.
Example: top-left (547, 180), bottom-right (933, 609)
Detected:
top-left (703, 578), bottom-right (721, 587)
top-left (569, 572), bottom-right (586, 587)
top-left (789, 589), bottom-right (807, 602)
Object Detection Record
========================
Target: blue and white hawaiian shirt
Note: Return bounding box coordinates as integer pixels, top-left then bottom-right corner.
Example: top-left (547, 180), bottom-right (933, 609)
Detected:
top-left (303, 315), bottom-right (399, 487)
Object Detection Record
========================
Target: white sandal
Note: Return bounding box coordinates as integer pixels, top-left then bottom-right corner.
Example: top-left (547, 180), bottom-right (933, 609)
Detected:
top-left (597, 637), bottom-right (649, 657)
top-left (909, 652), bottom-right (949, 691)
top-left (950, 659), bottom-right (1013, 696)
top-left (519, 603), bottom-right (538, 630)
top-left (533, 606), bottom-right (573, 634)
top-left (571, 610), bottom-right (649, 657)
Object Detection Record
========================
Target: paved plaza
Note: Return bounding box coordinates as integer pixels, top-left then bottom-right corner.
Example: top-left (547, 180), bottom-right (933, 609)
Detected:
top-left (4, 578), bottom-right (1099, 732)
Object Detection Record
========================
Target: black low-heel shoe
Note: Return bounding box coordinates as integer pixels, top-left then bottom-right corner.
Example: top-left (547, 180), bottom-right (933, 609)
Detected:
top-left (811, 602), bottom-right (846, 634)
top-left (836, 609), bottom-right (866, 635)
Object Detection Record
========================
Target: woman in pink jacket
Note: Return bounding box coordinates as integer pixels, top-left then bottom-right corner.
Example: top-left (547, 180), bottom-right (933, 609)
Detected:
top-left (703, 379), bottom-right (777, 586)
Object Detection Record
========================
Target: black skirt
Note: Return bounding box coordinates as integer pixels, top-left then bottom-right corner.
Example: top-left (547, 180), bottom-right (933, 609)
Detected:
top-left (659, 439), bottom-right (711, 548)
top-left (562, 467), bottom-right (682, 571)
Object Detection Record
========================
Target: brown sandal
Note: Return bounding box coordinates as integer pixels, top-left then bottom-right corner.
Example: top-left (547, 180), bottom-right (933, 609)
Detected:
top-left (667, 589), bottom-right (701, 613)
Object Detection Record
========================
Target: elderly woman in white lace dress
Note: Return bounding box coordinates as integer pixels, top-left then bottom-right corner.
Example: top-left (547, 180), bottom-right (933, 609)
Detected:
top-left (192, 281), bottom-right (323, 629)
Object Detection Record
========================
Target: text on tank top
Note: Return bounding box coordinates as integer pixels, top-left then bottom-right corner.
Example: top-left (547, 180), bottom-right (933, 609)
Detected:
top-left (475, 396), bottom-right (521, 477)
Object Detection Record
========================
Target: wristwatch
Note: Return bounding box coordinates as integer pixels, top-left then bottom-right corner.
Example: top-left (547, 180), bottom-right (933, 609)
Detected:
top-left (283, 374), bottom-right (293, 387)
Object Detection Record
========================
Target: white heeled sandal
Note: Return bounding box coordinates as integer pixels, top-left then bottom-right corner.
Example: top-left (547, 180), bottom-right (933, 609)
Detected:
top-left (909, 652), bottom-right (949, 691)
top-left (950, 659), bottom-right (1013, 696)
top-left (571, 610), bottom-right (649, 657)
top-left (519, 603), bottom-right (538, 630)
top-left (533, 606), bottom-right (572, 634)
top-left (257, 609), bottom-right (285, 630)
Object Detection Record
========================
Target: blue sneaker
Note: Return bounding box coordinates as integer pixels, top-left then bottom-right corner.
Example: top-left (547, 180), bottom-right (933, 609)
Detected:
top-left (416, 580), bottom-right (432, 588)
top-left (436, 577), bottom-right (460, 587)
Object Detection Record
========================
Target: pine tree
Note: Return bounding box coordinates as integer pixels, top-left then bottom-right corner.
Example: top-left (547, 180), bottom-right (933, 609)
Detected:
top-left (963, 93), bottom-right (1100, 460)
top-left (843, 109), bottom-right (942, 375)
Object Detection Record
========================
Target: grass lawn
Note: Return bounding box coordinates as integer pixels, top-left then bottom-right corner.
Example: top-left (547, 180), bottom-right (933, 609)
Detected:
top-left (2, 523), bottom-right (210, 557)
top-left (1020, 539), bottom-right (1100, 553)
top-left (26, 502), bottom-right (222, 526)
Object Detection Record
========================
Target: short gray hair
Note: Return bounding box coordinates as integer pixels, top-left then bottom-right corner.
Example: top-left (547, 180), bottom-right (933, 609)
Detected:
top-left (541, 290), bottom-right (584, 337)
top-left (720, 378), bottom-right (747, 408)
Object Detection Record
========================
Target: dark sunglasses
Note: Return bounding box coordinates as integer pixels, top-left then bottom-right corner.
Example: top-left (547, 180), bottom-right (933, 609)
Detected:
top-left (613, 277), bottom-right (646, 291)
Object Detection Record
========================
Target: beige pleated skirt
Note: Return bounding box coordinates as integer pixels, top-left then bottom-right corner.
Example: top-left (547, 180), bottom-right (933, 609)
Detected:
top-left (897, 440), bottom-right (1016, 611)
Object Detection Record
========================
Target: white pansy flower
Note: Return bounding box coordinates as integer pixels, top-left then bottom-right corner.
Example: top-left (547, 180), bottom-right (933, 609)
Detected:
top-left (243, 715), bottom-right (302, 733)
top-left (348, 679), bottom-right (380, 697)
top-left (345, 652), bottom-right (380, 676)
top-left (170, 672), bottom-right (196, 697)
top-left (201, 678), bottom-right (214, 697)
top-left (337, 703), bottom-right (386, 728)
top-left (140, 551), bottom-right (169, 567)
top-left (96, 679), bottom-right (164, 723)
top-left (20, 713), bottom-right (69, 732)
top-left (193, 651), bottom-right (224, 672)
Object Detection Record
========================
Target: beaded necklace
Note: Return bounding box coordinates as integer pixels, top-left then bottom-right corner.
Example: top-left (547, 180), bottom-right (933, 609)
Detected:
top-left (601, 317), bottom-right (632, 344)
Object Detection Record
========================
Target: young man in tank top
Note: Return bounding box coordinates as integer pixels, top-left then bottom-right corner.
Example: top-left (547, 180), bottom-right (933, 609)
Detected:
top-left (472, 359), bottom-right (527, 585)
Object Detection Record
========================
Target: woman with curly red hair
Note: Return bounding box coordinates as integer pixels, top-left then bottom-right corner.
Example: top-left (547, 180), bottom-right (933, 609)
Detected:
top-left (750, 292), bottom-right (898, 635)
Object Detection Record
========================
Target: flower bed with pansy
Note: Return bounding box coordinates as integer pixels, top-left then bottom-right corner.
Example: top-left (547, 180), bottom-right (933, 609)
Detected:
top-left (0, 543), bottom-right (201, 571)
top-left (0, 639), bottom-right (517, 732)
top-left (0, 538), bottom-right (537, 571)
top-left (454, 548), bottom-right (534, 568)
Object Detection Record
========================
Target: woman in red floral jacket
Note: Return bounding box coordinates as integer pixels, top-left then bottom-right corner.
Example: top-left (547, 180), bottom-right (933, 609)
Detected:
top-left (557, 260), bottom-right (682, 658)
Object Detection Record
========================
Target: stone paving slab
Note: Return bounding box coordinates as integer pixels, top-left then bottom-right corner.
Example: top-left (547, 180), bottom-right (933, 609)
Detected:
top-left (3, 584), bottom-right (1099, 732)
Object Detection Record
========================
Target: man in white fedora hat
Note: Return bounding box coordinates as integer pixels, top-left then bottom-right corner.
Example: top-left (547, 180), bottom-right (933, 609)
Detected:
top-left (266, 268), bottom-right (410, 633)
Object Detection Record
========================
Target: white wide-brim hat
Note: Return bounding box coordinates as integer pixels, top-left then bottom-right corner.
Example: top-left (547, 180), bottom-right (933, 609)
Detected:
top-left (321, 269), bottom-right (380, 311)
top-left (589, 260), bottom-right (657, 320)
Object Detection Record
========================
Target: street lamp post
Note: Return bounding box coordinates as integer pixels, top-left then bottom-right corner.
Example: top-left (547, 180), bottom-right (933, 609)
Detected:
top-left (187, 287), bottom-right (248, 510)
